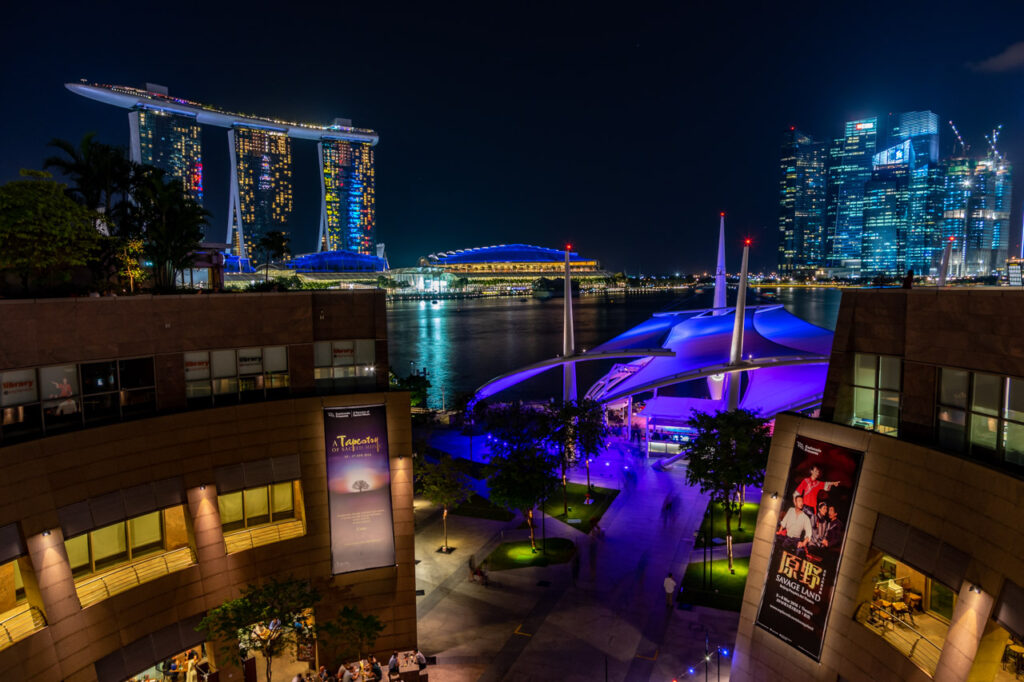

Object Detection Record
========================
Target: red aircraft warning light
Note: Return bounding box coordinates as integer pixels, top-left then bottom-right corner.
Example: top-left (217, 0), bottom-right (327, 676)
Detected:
top-left (565, 243), bottom-right (572, 250)
top-left (744, 238), bottom-right (752, 246)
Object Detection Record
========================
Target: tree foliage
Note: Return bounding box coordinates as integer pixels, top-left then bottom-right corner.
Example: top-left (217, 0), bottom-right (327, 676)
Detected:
top-left (257, 230), bottom-right (291, 282)
top-left (197, 576), bottom-right (320, 682)
top-left (44, 132), bottom-right (133, 220)
top-left (417, 453), bottom-right (473, 550)
top-left (684, 408), bottom-right (771, 568)
top-left (132, 169), bottom-right (208, 290)
top-left (543, 398), bottom-right (611, 513)
top-left (319, 605), bottom-right (385, 666)
top-left (0, 170), bottom-right (101, 290)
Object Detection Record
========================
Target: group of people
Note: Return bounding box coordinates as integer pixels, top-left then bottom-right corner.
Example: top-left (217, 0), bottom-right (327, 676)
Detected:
top-left (305, 650), bottom-right (428, 682)
top-left (776, 465), bottom-right (845, 559)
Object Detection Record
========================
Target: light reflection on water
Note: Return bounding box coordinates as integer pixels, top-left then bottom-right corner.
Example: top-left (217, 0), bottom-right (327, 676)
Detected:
top-left (386, 288), bottom-right (842, 408)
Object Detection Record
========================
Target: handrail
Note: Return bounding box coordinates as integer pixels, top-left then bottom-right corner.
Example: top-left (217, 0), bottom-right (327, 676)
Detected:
top-left (0, 605), bottom-right (45, 647)
top-left (75, 546), bottom-right (196, 607)
top-left (855, 601), bottom-right (942, 672)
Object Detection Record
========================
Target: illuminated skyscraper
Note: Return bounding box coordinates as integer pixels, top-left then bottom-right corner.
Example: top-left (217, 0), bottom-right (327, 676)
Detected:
top-left (318, 136), bottom-right (376, 255)
top-left (777, 128), bottom-right (826, 275)
top-left (888, 111), bottom-right (943, 276)
top-left (941, 155), bottom-right (1013, 276)
top-left (128, 107), bottom-right (203, 203)
top-left (861, 140), bottom-right (911, 277)
top-left (227, 127), bottom-right (293, 260)
top-left (825, 118), bottom-right (878, 273)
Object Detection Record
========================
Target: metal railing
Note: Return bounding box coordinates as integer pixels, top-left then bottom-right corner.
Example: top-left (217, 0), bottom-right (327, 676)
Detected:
top-left (855, 601), bottom-right (943, 675)
top-left (224, 519), bottom-right (306, 555)
top-left (76, 546), bottom-right (196, 608)
top-left (0, 605), bottom-right (45, 649)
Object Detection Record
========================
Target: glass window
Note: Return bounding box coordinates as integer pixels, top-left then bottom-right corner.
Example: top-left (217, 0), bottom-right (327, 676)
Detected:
top-left (80, 361), bottom-right (118, 395)
top-left (937, 408), bottom-right (966, 451)
top-left (354, 340), bottom-right (375, 365)
top-left (970, 414), bottom-right (999, 456)
top-left (263, 347), bottom-right (288, 373)
top-left (83, 393), bottom-right (119, 424)
top-left (878, 356), bottom-right (901, 391)
top-left (852, 387), bottom-right (876, 429)
top-left (65, 534), bottom-right (91, 577)
top-left (928, 581), bottom-right (956, 621)
top-left (218, 492), bottom-right (244, 533)
top-left (854, 354), bottom-right (877, 387)
top-left (0, 369), bottom-right (38, 407)
top-left (91, 522), bottom-right (128, 572)
top-left (184, 352), bottom-right (211, 381)
top-left (877, 390), bottom-right (900, 434)
top-left (313, 341), bottom-right (332, 368)
top-left (972, 373), bottom-right (1002, 417)
top-left (271, 482), bottom-right (294, 520)
top-left (211, 350), bottom-right (236, 379)
top-left (39, 365), bottom-right (80, 432)
top-left (244, 487), bottom-right (270, 526)
top-left (118, 358), bottom-right (154, 390)
top-left (332, 341), bottom-right (355, 367)
top-left (1006, 378), bottom-right (1024, 422)
top-left (128, 512), bottom-right (163, 557)
top-left (940, 369), bottom-right (969, 408)
top-left (236, 348), bottom-right (263, 376)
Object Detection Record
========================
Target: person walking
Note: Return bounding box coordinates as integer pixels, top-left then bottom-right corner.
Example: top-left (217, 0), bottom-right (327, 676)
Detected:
top-left (414, 649), bottom-right (427, 671)
top-left (387, 651), bottom-right (399, 677)
top-left (664, 572), bottom-right (677, 608)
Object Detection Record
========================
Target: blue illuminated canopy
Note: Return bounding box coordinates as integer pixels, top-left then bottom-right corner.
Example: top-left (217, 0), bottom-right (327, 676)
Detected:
top-left (283, 250), bottom-right (387, 272)
top-left (428, 244), bottom-right (585, 265)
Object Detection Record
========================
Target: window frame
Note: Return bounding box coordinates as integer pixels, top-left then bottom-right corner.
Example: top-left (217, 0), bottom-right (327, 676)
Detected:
top-left (184, 347), bottom-right (290, 408)
top-left (64, 508), bottom-right (178, 581)
top-left (848, 353), bottom-right (902, 437)
top-left (936, 368), bottom-right (1024, 467)
top-left (218, 481), bottom-right (298, 534)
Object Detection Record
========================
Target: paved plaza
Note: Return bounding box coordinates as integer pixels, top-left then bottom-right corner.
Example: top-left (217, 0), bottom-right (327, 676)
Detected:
top-left (414, 433), bottom-right (750, 682)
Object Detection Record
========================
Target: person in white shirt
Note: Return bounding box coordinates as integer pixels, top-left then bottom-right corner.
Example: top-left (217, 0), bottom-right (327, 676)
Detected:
top-left (777, 494), bottom-right (813, 555)
top-left (663, 572), bottom-right (677, 607)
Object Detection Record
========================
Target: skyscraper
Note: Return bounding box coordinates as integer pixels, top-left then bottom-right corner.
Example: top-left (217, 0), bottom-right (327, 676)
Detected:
top-left (942, 155), bottom-right (1014, 276)
top-left (777, 128), bottom-right (826, 275)
top-left (825, 118), bottom-right (878, 274)
top-left (128, 107), bottom-right (203, 203)
top-left (861, 140), bottom-right (911, 277)
top-left (227, 127), bottom-right (293, 260)
top-left (887, 111), bottom-right (943, 276)
top-left (318, 137), bottom-right (376, 255)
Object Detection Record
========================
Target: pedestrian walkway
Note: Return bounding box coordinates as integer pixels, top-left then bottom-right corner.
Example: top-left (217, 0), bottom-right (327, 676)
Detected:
top-left (415, 431), bottom-right (743, 682)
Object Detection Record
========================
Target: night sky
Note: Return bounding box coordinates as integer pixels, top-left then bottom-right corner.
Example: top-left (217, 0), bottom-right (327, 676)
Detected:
top-left (2, 2), bottom-right (1023, 272)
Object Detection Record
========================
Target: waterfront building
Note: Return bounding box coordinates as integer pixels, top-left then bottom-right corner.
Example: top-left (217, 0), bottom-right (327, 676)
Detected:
top-left (227, 126), bottom-right (294, 260)
top-left (777, 128), bottom-right (827, 275)
top-left (420, 244), bottom-right (607, 281)
top-left (732, 288), bottom-right (1024, 682)
top-left (319, 137), bottom-right (376, 255)
top-left (825, 118), bottom-right (878, 274)
top-left (0, 290), bottom-right (415, 680)
top-left (128, 101), bottom-right (203, 203)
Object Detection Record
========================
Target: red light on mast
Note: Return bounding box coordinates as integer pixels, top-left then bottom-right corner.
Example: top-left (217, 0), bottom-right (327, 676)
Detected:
top-left (948, 236), bottom-right (956, 242)
top-left (744, 238), bottom-right (752, 246)
top-left (719, 212), bottom-right (725, 217)
top-left (565, 243), bottom-right (572, 250)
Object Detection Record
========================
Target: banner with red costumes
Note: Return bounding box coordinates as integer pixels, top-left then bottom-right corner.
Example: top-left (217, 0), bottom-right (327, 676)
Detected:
top-left (754, 435), bottom-right (863, 661)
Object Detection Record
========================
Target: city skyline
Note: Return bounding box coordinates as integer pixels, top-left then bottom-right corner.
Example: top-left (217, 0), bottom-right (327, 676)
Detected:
top-left (2, 4), bottom-right (1023, 272)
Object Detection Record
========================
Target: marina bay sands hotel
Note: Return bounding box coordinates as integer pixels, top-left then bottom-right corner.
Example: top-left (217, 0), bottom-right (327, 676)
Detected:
top-left (67, 82), bottom-right (378, 263)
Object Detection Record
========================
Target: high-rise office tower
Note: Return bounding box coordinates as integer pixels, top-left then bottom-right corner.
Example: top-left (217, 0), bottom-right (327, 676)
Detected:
top-left (318, 137), bottom-right (376, 255)
top-left (777, 128), bottom-right (827, 274)
top-left (861, 140), bottom-right (911, 277)
top-left (888, 111), bottom-right (943, 276)
top-left (942, 155), bottom-right (1013, 276)
top-left (128, 107), bottom-right (203, 203)
top-left (227, 127), bottom-right (293, 260)
top-left (825, 118), bottom-right (878, 274)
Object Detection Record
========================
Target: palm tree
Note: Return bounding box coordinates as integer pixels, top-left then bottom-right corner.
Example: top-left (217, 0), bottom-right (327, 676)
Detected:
top-left (133, 168), bottom-right (208, 291)
top-left (256, 231), bottom-right (291, 282)
top-left (44, 133), bottom-right (133, 232)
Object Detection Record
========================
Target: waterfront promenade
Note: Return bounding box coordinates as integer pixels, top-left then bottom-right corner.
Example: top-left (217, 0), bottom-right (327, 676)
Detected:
top-left (414, 434), bottom-right (744, 681)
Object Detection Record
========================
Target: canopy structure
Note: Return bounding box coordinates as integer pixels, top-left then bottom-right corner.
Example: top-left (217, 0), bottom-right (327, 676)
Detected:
top-left (282, 250), bottom-right (388, 273)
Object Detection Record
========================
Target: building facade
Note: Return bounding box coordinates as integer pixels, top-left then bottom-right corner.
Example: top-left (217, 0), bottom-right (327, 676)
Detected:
top-left (128, 107), bottom-right (204, 204)
top-left (825, 118), bottom-right (878, 272)
top-left (777, 128), bottom-right (827, 275)
top-left (0, 291), bottom-right (416, 681)
top-left (942, 157), bottom-right (1014, 277)
top-left (318, 139), bottom-right (376, 255)
top-left (732, 289), bottom-right (1024, 682)
top-left (228, 127), bottom-right (294, 261)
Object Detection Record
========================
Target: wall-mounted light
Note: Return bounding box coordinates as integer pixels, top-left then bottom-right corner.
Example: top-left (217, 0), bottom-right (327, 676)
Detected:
top-left (41, 530), bottom-right (51, 537)
top-left (770, 492), bottom-right (779, 500)
top-left (200, 484), bottom-right (207, 491)
top-left (970, 584), bottom-right (982, 594)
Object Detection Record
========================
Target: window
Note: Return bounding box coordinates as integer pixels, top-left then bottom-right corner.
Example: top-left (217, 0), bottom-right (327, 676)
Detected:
top-left (0, 556), bottom-right (42, 652)
top-left (79, 358), bottom-right (157, 424)
top-left (313, 340), bottom-right (376, 393)
top-left (185, 347), bottom-right (289, 408)
top-left (64, 507), bottom-right (190, 580)
top-left (936, 368), bottom-right (1024, 468)
top-left (847, 354), bottom-right (901, 436)
top-left (218, 482), bottom-right (297, 534)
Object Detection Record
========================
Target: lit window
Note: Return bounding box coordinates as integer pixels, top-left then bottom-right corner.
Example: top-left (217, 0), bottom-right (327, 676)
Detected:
top-left (846, 354), bottom-right (901, 436)
top-left (220, 482), bottom-right (303, 554)
top-left (937, 369), bottom-right (1024, 468)
top-left (184, 347), bottom-right (289, 408)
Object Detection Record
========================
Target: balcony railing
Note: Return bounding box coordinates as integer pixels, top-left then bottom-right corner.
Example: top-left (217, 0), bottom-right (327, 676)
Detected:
top-left (0, 604), bottom-right (45, 651)
top-left (75, 546), bottom-right (196, 608)
top-left (855, 601), bottom-right (943, 676)
top-left (224, 519), bottom-right (306, 555)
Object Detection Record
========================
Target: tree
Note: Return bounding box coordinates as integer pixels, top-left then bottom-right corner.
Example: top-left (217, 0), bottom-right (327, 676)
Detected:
top-left (684, 408), bottom-right (771, 572)
top-left (133, 168), bottom-right (208, 291)
top-left (390, 369), bottom-right (431, 408)
top-left (417, 453), bottom-right (473, 552)
top-left (197, 576), bottom-right (320, 682)
top-left (544, 399), bottom-right (611, 514)
top-left (0, 170), bottom-right (101, 292)
top-left (115, 237), bottom-right (145, 293)
top-left (257, 231), bottom-right (291, 282)
top-left (44, 133), bottom-right (133, 231)
top-left (320, 606), bottom-right (385, 667)
top-left (483, 402), bottom-right (559, 551)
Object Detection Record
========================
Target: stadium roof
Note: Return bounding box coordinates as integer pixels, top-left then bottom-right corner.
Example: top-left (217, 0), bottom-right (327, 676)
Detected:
top-left (427, 244), bottom-right (586, 264)
top-left (282, 250), bottom-right (387, 273)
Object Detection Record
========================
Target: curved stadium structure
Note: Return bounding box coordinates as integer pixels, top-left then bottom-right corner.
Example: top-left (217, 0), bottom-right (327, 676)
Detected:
top-left (420, 243), bottom-right (605, 278)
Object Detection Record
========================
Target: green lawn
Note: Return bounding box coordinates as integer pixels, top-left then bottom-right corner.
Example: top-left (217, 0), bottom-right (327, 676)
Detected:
top-left (540, 483), bottom-right (620, 534)
top-left (484, 537), bottom-right (577, 571)
top-left (451, 494), bottom-right (514, 522)
top-left (680, 557), bottom-right (749, 611)
top-left (693, 502), bottom-right (760, 548)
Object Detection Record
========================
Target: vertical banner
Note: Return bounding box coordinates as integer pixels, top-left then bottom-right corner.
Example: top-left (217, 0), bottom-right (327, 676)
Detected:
top-left (324, 404), bottom-right (396, 574)
top-left (755, 435), bottom-right (863, 661)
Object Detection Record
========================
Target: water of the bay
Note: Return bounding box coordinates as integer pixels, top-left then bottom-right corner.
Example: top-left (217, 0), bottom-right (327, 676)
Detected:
top-left (387, 287), bottom-right (842, 408)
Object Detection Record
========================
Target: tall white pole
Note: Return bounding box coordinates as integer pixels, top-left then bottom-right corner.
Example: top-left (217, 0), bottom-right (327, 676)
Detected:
top-left (728, 241), bottom-right (750, 410)
top-left (563, 245), bottom-right (577, 402)
top-left (713, 212), bottom-right (727, 314)
top-left (938, 237), bottom-right (954, 287)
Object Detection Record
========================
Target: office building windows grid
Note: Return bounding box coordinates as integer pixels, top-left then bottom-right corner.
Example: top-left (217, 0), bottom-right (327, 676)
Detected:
top-left (937, 368), bottom-right (1024, 467)
top-left (313, 340), bottom-right (376, 393)
top-left (64, 506), bottom-right (190, 581)
top-left (0, 358), bottom-right (156, 443)
top-left (849, 353), bottom-right (901, 436)
top-left (184, 347), bottom-right (289, 407)
top-left (218, 481), bottom-right (297, 534)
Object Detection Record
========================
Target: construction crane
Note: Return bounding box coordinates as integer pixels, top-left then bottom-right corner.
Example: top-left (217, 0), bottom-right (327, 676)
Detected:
top-left (948, 120), bottom-right (969, 156)
top-left (984, 124), bottom-right (1004, 161)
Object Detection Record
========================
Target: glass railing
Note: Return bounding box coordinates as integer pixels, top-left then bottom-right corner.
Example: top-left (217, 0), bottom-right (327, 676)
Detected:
top-left (75, 546), bottom-right (196, 608)
top-left (855, 601), bottom-right (943, 676)
top-left (0, 604), bottom-right (45, 651)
